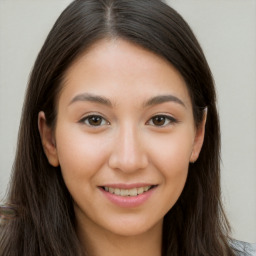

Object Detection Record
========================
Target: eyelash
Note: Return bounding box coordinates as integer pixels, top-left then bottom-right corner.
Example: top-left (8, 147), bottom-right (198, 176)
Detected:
top-left (79, 114), bottom-right (178, 127)
top-left (79, 115), bottom-right (110, 127)
top-left (146, 115), bottom-right (178, 127)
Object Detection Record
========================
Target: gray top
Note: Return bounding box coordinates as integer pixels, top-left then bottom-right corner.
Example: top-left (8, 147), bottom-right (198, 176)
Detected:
top-left (231, 240), bottom-right (256, 256)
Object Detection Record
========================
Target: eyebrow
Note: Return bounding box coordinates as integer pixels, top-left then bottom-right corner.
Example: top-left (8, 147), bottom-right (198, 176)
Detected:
top-left (143, 95), bottom-right (186, 108)
top-left (69, 93), bottom-right (112, 107)
top-left (69, 93), bottom-right (185, 108)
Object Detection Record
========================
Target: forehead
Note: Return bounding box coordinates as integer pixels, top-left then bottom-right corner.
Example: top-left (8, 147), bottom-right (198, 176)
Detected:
top-left (59, 38), bottom-right (192, 109)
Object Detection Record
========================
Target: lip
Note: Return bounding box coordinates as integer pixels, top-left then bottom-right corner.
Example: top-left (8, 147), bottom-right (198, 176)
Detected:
top-left (99, 183), bottom-right (157, 208)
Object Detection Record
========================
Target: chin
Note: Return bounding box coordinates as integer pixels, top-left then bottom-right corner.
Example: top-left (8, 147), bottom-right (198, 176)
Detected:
top-left (103, 217), bottom-right (163, 237)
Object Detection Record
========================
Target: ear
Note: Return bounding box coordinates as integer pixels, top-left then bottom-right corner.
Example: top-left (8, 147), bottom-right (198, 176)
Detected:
top-left (38, 111), bottom-right (59, 167)
top-left (190, 108), bottom-right (207, 163)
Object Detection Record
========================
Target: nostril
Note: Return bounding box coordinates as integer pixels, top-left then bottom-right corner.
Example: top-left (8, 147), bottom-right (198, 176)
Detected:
top-left (108, 155), bottom-right (149, 173)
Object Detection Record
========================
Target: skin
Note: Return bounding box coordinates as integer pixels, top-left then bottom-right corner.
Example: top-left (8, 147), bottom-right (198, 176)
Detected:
top-left (38, 39), bottom-right (206, 256)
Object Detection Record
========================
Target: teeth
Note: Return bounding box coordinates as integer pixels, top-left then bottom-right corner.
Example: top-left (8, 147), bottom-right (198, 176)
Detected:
top-left (114, 188), bottom-right (120, 195)
top-left (120, 189), bottom-right (128, 196)
top-left (103, 185), bottom-right (152, 197)
top-left (137, 187), bottom-right (144, 195)
top-left (144, 186), bottom-right (151, 192)
top-left (129, 188), bottom-right (137, 196)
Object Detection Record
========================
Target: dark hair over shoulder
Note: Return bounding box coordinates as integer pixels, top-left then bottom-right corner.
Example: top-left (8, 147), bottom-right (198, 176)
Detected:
top-left (0, 0), bottom-right (240, 255)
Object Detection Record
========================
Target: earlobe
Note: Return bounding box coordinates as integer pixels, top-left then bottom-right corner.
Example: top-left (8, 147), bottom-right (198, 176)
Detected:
top-left (38, 111), bottom-right (59, 167)
top-left (190, 108), bottom-right (207, 163)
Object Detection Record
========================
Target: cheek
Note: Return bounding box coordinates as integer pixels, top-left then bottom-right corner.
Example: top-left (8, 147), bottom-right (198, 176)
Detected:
top-left (148, 132), bottom-right (193, 203)
top-left (55, 125), bottom-right (110, 186)
top-left (149, 130), bottom-right (193, 171)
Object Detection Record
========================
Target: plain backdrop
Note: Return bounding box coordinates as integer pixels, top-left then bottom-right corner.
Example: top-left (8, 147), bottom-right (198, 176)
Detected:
top-left (0, 0), bottom-right (255, 243)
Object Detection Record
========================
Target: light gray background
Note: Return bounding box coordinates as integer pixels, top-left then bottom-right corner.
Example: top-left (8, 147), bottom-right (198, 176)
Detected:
top-left (0, 0), bottom-right (255, 243)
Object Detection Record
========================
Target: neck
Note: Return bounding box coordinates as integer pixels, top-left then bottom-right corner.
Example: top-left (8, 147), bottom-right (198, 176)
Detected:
top-left (76, 217), bottom-right (163, 256)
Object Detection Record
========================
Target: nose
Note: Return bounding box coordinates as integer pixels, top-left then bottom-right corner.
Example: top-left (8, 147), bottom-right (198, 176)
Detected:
top-left (108, 125), bottom-right (149, 173)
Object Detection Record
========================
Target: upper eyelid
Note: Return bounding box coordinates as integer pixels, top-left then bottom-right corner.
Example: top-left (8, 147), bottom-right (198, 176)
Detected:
top-left (79, 112), bottom-right (108, 121)
top-left (79, 114), bottom-right (110, 125)
top-left (146, 114), bottom-right (179, 126)
top-left (148, 114), bottom-right (177, 121)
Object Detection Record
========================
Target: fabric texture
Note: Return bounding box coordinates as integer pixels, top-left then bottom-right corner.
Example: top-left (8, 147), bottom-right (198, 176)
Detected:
top-left (231, 240), bottom-right (256, 256)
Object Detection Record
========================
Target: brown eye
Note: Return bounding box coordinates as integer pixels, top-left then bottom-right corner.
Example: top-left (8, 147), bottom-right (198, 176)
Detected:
top-left (81, 115), bottom-right (109, 127)
top-left (147, 115), bottom-right (177, 127)
top-left (152, 116), bottom-right (166, 126)
top-left (88, 116), bottom-right (102, 126)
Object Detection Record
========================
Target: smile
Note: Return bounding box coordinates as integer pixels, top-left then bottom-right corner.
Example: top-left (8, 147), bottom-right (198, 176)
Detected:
top-left (103, 185), bottom-right (153, 197)
top-left (100, 184), bottom-right (157, 208)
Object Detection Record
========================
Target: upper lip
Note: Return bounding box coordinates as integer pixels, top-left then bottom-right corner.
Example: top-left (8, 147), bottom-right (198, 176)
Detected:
top-left (99, 183), bottom-right (156, 189)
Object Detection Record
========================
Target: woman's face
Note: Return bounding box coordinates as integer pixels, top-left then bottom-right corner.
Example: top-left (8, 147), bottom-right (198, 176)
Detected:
top-left (39, 39), bottom-right (205, 237)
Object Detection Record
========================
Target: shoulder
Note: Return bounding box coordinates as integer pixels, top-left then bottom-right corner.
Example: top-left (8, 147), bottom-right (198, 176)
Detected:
top-left (231, 240), bottom-right (256, 256)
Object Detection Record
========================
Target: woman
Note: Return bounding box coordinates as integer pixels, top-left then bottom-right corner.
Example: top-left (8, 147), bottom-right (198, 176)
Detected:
top-left (0, 0), bottom-right (254, 255)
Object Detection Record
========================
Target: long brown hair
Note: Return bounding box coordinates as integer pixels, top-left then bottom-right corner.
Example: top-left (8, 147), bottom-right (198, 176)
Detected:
top-left (0, 0), bottom-right (239, 255)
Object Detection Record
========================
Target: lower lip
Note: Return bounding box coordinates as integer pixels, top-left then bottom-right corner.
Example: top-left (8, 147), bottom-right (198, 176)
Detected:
top-left (99, 187), bottom-right (156, 208)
